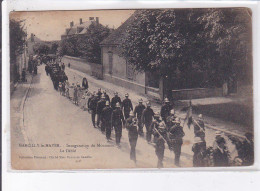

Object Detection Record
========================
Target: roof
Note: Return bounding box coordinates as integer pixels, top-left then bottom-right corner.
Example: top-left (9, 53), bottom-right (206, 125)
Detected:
top-left (63, 20), bottom-right (96, 36)
top-left (100, 11), bottom-right (138, 46)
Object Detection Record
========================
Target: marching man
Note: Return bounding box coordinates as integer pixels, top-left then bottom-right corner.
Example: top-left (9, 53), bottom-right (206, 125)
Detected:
top-left (122, 93), bottom-right (133, 120)
top-left (101, 101), bottom-right (113, 140)
top-left (134, 98), bottom-right (146, 136)
top-left (126, 111), bottom-right (138, 163)
top-left (112, 102), bottom-right (125, 147)
top-left (142, 101), bottom-right (154, 142)
top-left (153, 121), bottom-right (167, 168)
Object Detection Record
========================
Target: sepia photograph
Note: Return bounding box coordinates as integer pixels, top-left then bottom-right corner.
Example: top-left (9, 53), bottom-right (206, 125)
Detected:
top-left (9, 8), bottom-right (253, 170)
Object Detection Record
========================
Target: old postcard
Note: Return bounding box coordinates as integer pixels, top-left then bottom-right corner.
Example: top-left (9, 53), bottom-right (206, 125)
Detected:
top-left (10, 8), bottom-right (253, 170)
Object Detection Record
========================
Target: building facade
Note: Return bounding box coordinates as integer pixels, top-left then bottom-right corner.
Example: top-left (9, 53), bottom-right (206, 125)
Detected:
top-left (100, 13), bottom-right (161, 99)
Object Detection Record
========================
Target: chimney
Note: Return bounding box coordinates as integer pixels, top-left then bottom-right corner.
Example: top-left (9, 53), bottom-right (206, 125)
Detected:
top-left (70, 21), bottom-right (74, 28)
top-left (96, 17), bottom-right (99, 24)
top-left (79, 18), bottom-right (83, 24)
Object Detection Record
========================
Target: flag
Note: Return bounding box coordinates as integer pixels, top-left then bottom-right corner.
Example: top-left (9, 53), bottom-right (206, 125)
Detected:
top-left (184, 100), bottom-right (193, 129)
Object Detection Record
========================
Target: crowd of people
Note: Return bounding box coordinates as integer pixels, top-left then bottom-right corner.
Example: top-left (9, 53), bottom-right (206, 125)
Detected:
top-left (44, 59), bottom-right (254, 168)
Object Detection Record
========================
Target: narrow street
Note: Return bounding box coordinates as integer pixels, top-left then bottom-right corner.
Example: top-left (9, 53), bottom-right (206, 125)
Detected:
top-left (11, 65), bottom-right (239, 170)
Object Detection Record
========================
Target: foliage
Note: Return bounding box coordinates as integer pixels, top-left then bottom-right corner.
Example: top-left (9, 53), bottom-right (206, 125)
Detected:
top-left (60, 23), bottom-right (111, 64)
top-left (33, 43), bottom-right (50, 55)
top-left (50, 42), bottom-right (59, 54)
top-left (10, 19), bottom-right (27, 62)
top-left (120, 9), bottom-right (252, 89)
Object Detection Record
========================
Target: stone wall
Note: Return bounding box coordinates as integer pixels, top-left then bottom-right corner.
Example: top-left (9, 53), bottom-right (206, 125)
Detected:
top-left (172, 87), bottom-right (223, 100)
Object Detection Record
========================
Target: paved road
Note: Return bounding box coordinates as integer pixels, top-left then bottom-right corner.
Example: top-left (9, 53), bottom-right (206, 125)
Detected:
top-left (11, 65), bottom-right (238, 170)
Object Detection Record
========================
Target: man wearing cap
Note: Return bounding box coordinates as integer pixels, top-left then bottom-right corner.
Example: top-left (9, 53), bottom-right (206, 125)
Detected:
top-left (213, 137), bottom-right (230, 167)
top-left (142, 101), bottom-right (154, 142)
top-left (126, 111), bottom-right (138, 163)
top-left (193, 114), bottom-right (206, 141)
top-left (122, 93), bottom-right (133, 120)
top-left (167, 118), bottom-right (185, 166)
top-left (89, 93), bottom-right (100, 128)
top-left (96, 94), bottom-right (106, 128)
top-left (192, 137), bottom-right (207, 167)
top-left (160, 98), bottom-right (172, 123)
top-left (134, 99), bottom-right (146, 136)
top-left (111, 92), bottom-right (122, 110)
top-left (101, 101), bottom-right (113, 140)
top-left (153, 121), bottom-right (167, 168)
top-left (103, 90), bottom-right (110, 104)
top-left (112, 102), bottom-right (125, 146)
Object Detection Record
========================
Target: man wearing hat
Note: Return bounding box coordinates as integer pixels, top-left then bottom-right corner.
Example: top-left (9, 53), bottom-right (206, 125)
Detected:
top-left (87, 91), bottom-right (95, 111)
top-left (153, 121), bottom-right (167, 168)
top-left (111, 92), bottom-right (121, 110)
top-left (142, 101), bottom-right (154, 142)
top-left (89, 92), bottom-right (100, 128)
top-left (193, 114), bottom-right (206, 141)
top-left (160, 98), bottom-right (172, 123)
top-left (150, 112), bottom-right (162, 143)
top-left (97, 88), bottom-right (102, 100)
top-left (126, 111), bottom-right (138, 163)
top-left (96, 94), bottom-right (106, 128)
top-left (122, 93), bottom-right (133, 120)
top-left (213, 137), bottom-right (230, 167)
top-left (134, 98), bottom-right (146, 136)
top-left (101, 101), bottom-right (113, 140)
top-left (192, 137), bottom-right (207, 167)
top-left (103, 90), bottom-right (110, 104)
top-left (166, 109), bottom-right (177, 130)
top-left (167, 117), bottom-right (185, 166)
top-left (112, 102), bottom-right (125, 146)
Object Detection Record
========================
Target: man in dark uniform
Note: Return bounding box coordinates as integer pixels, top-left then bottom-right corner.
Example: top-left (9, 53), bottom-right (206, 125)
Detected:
top-left (103, 90), bottom-right (110, 104)
top-left (213, 137), bottom-right (230, 167)
top-left (111, 92), bottom-right (121, 110)
top-left (134, 99), bottom-right (146, 136)
top-left (160, 98), bottom-right (172, 123)
top-left (89, 93), bottom-right (99, 128)
top-left (142, 101), bottom-right (154, 142)
top-left (97, 88), bottom-right (102, 100)
top-left (192, 137), bottom-right (207, 167)
top-left (167, 118), bottom-right (185, 166)
top-left (122, 93), bottom-right (133, 120)
top-left (153, 122), bottom-right (167, 168)
top-left (150, 112), bottom-right (162, 143)
top-left (96, 95), bottom-right (106, 128)
top-left (166, 109), bottom-right (176, 131)
top-left (112, 103), bottom-right (125, 146)
top-left (126, 111), bottom-right (138, 163)
top-left (87, 91), bottom-right (95, 111)
top-left (193, 114), bottom-right (205, 141)
top-left (101, 101), bottom-right (113, 140)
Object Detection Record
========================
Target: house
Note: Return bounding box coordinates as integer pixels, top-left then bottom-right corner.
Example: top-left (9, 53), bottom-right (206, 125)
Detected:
top-left (61, 17), bottom-right (99, 40)
top-left (100, 12), bottom-right (162, 99)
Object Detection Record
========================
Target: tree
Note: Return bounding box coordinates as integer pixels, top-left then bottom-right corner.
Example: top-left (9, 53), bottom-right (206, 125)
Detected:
top-left (33, 43), bottom-right (50, 55)
top-left (120, 9), bottom-right (252, 90)
top-left (10, 19), bottom-right (27, 62)
top-left (79, 23), bottom-right (111, 64)
top-left (50, 42), bottom-right (59, 54)
top-left (60, 23), bottom-right (111, 64)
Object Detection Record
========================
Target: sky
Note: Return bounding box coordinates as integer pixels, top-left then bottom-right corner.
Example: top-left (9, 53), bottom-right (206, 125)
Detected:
top-left (10, 10), bottom-right (135, 41)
